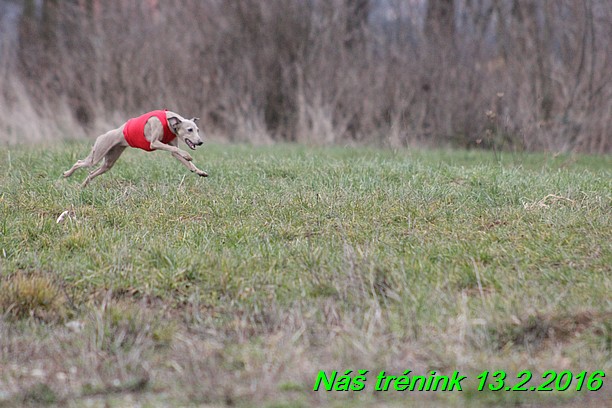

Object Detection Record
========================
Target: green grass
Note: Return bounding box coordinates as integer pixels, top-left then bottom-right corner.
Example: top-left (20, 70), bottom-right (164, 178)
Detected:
top-left (0, 142), bottom-right (610, 407)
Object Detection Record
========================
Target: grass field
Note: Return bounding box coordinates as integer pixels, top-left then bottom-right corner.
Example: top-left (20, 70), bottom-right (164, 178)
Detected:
top-left (0, 142), bottom-right (610, 407)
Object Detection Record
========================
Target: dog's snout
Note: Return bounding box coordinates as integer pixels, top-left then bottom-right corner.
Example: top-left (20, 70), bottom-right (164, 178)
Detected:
top-left (196, 140), bottom-right (204, 146)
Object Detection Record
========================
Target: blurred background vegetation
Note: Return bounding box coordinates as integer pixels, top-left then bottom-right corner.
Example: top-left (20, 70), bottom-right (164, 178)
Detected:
top-left (0, 0), bottom-right (610, 152)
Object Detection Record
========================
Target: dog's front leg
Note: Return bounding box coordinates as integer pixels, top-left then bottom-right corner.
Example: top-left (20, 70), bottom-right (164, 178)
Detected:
top-left (171, 152), bottom-right (208, 177)
top-left (149, 140), bottom-right (193, 161)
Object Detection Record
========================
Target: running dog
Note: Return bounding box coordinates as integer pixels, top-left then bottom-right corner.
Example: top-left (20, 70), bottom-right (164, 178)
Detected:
top-left (63, 110), bottom-right (208, 187)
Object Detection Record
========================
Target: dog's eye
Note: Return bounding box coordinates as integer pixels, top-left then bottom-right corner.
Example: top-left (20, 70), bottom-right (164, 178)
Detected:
top-left (187, 128), bottom-right (193, 132)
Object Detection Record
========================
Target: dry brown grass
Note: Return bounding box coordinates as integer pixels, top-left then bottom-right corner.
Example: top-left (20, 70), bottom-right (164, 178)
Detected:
top-left (1, 295), bottom-right (609, 406)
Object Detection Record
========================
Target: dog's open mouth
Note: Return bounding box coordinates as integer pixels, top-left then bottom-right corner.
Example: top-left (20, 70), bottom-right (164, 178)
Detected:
top-left (185, 139), bottom-right (197, 150)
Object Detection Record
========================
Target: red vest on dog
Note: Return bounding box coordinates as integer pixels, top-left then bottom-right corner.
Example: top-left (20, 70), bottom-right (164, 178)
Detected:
top-left (123, 110), bottom-right (176, 152)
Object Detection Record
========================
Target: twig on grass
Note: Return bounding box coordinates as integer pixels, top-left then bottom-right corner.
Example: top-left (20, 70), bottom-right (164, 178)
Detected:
top-left (523, 194), bottom-right (575, 210)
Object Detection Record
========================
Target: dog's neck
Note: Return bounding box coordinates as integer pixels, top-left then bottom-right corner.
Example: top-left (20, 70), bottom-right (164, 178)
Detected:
top-left (166, 111), bottom-right (185, 135)
top-left (168, 121), bottom-right (179, 134)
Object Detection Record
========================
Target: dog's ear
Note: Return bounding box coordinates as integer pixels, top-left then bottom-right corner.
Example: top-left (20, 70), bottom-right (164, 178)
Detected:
top-left (168, 116), bottom-right (182, 130)
top-left (191, 117), bottom-right (200, 123)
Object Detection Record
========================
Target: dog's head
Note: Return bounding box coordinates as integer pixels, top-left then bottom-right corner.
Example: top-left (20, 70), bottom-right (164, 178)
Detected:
top-left (168, 116), bottom-right (203, 150)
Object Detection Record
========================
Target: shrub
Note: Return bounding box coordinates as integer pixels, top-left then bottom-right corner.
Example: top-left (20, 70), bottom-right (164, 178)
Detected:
top-left (0, 272), bottom-right (67, 322)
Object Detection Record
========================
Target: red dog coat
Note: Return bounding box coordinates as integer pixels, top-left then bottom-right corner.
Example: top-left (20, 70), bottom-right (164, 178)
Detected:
top-left (123, 110), bottom-right (176, 151)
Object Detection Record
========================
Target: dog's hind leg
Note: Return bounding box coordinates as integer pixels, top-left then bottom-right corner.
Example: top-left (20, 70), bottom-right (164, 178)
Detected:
top-left (81, 145), bottom-right (126, 187)
top-left (64, 130), bottom-right (122, 178)
top-left (63, 156), bottom-right (92, 178)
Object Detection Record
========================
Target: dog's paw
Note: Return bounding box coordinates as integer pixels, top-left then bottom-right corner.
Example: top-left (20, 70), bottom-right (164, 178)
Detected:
top-left (196, 170), bottom-right (208, 177)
